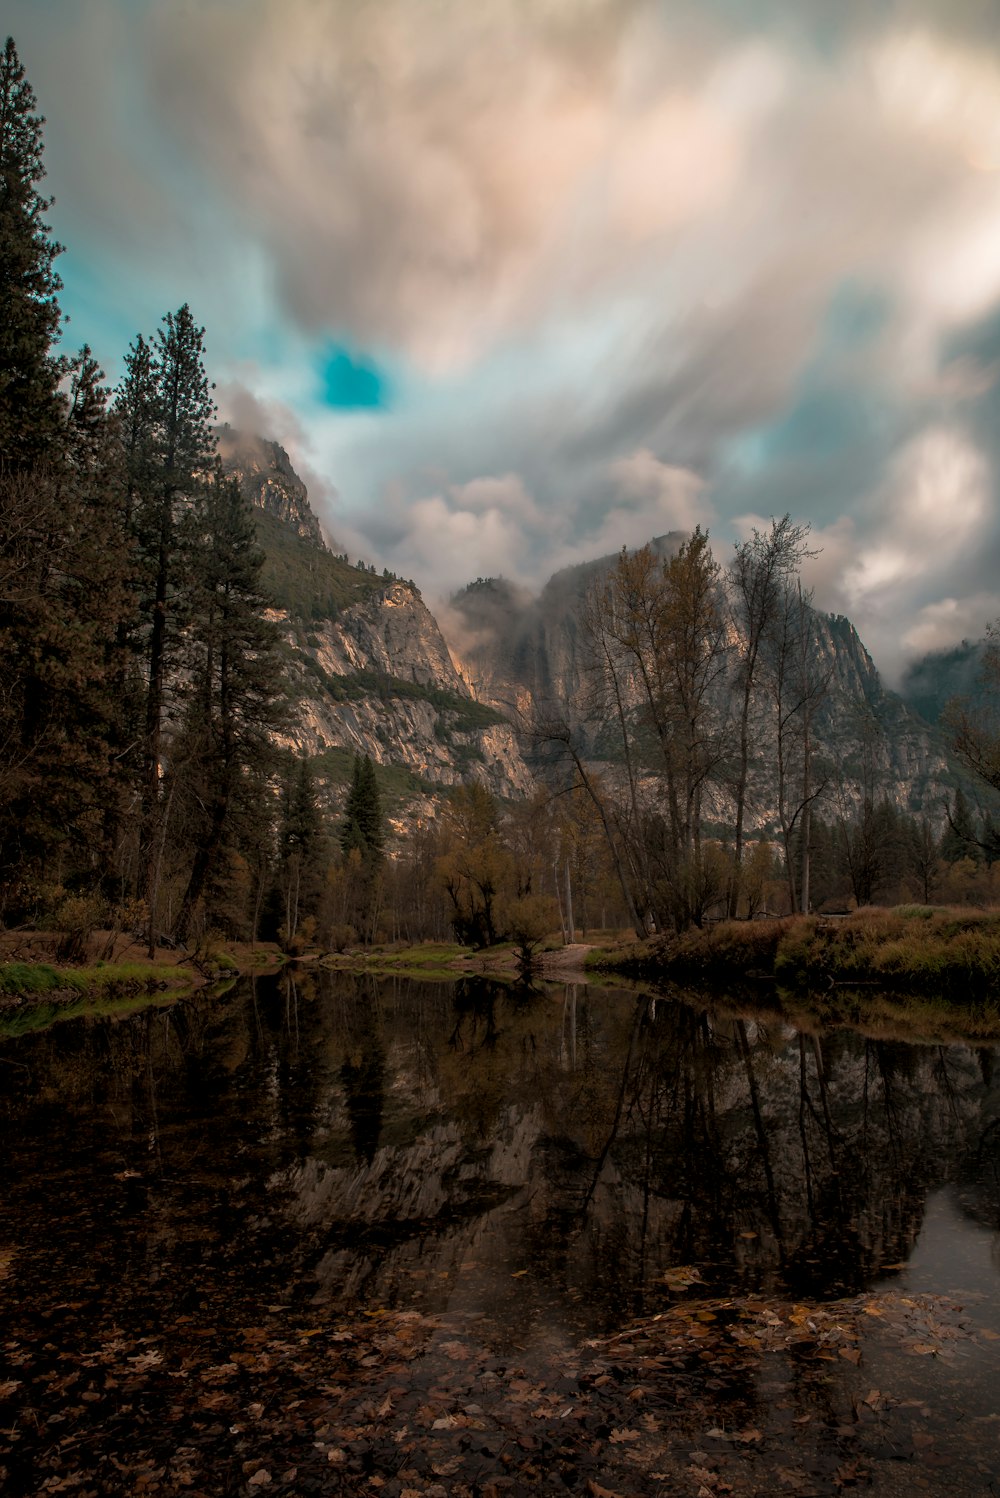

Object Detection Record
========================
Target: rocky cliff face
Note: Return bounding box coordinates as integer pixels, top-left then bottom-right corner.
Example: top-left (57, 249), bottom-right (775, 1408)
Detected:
top-left (798, 612), bottom-right (957, 819)
top-left (231, 432), bottom-right (963, 827)
top-left (278, 581), bottom-right (535, 805)
top-left (219, 434), bottom-right (536, 811)
top-left (217, 424), bottom-right (326, 548)
top-left (449, 548), bottom-right (961, 825)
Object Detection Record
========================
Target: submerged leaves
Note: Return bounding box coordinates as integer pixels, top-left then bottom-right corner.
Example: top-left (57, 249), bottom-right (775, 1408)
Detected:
top-left (0, 1288), bottom-right (994, 1495)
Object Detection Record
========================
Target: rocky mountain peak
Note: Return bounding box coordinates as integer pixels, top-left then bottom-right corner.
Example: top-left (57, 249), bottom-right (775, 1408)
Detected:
top-left (216, 424), bottom-right (326, 549)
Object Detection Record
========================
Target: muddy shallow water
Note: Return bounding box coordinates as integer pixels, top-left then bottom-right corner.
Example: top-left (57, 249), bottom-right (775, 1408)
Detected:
top-left (2, 971), bottom-right (1000, 1494)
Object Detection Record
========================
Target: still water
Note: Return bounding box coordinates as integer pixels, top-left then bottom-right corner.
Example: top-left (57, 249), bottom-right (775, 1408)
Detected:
top-left (2, 971), bottom-right (999, 1342)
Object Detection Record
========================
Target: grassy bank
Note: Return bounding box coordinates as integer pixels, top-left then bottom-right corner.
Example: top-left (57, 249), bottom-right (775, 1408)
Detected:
top-left (320, 941), bottom-right (483, 981)
top-left (0, 960), bottom-right (199, 1038)
top-left (318, 935), bottom-right (590, 982)
top-left (0, 941), bottom-right (294, 1036)
top-left (0, 959), bottom-right (195, 1001)
top-left (589, 905), bottom-right (1000, 1001)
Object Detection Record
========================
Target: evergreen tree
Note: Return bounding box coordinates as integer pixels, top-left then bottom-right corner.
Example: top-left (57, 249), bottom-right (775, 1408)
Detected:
top-left (171, 468), bottom-right (285, 940)
top-left (0, 36), bottom-right (65, 468)
top-left (114, 333), bottom-right (156, 530)
top-left (941, 787), bottom-right (981, 865)
top-left (117, 305), bottom-right (215, 944)
top-left (0, 360), bottom-right (131, 914)
top-left (340, 754), bottom-right (384, 863)
top-left (263, 755), bottom-right (326, 946)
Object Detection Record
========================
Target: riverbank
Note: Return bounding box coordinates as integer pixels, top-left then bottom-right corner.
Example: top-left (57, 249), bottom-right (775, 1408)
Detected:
top-left (0, 927), bottom-right (602, 1028)
top-left (588, 905), bottom-right (1000, 1001)
top-left (0, 932), bottom-right (288, 1030)
top-left (318, 939), bottom-right (598, 982)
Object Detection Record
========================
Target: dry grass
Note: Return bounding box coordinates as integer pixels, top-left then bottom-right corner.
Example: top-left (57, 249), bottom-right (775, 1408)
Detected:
top-left (590, 905), bottom-right (1000, 1006)
top-left (773, 905), bottom-right (1000, 996)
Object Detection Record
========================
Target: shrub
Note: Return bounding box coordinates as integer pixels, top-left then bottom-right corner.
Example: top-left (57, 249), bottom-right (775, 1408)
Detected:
top-left (329, 923), bottom-right (355, 952)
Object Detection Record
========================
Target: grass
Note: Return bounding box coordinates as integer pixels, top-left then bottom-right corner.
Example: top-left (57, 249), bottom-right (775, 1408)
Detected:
top-left (316, 939), bottom-right (554, 982)
top-left (256, 510), bottom-right (386, 620)
top-left (0, 960), bottom-right (194, 998)
top-left (0, 961), bottom-right (200, 1039)
top-left (772, 906), bottom-right (1000, 997)
top-left (319, 941), bottom-right (467, 981)
top-left (589, 905), bottom-right (1000, 1005)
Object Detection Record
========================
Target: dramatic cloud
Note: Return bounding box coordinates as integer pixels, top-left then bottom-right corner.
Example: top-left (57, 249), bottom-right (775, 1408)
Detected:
top-left (9, 0), bottom-right (1000, 676)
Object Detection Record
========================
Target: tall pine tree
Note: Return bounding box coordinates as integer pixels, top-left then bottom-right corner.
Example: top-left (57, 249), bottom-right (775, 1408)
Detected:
top-left (114, 305), bottom-right (216, 945)
top-left (171, 467), bottom-right (286, 941)
top-left (340, 754), bottom-right (384, 864)
top-left (0, 352), bottom-right (132, 914)
top-left (0, 43), bottom-right (133, 914)
top-left (0, 36), bottom-right (65, 468)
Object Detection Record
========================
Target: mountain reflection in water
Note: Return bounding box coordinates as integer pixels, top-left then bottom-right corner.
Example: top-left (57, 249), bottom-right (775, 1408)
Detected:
top-left (2, 972), bottom-right (1000, 1346)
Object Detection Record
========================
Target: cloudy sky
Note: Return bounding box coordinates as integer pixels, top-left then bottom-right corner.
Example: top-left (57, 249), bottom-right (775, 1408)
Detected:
top-left (11, 0), bottom-right (1000, 680)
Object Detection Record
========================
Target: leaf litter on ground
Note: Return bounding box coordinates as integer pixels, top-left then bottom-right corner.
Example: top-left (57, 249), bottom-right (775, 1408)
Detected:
top-left (1, 1287), bottom-right (998, 1495)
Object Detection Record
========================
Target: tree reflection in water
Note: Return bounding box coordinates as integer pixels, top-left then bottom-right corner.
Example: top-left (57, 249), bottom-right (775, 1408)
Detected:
top-left (2, 972), bottom-right (1000, 1341)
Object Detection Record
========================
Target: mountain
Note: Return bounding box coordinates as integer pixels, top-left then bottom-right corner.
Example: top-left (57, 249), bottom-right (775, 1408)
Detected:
top-left (217, 431), bottom-right (535, 818)
top-left (216, 425), bottom-right (325, 547)
top-left (450, 548), bottom-right (965, 827)
top-left (899, 640), bottom-right (984, 726)
top-left (223, 433), bottom-right (970, 831)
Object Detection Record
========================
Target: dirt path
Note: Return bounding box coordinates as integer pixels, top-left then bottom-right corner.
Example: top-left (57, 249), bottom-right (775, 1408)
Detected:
top-left (539, 943), bottom-right (596, 977)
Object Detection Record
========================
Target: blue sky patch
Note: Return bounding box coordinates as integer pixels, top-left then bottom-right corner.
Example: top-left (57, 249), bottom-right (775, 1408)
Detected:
top-left (319, 344), bottom-right (390, 410)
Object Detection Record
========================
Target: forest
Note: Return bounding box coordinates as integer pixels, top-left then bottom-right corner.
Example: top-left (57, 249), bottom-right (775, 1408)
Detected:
top-left (4, 32), bottom-right (1000, 970)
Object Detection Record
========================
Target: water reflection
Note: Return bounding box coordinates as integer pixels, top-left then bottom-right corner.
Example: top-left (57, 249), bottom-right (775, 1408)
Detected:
top-left (2, 974), bottom-right (1000, 1346)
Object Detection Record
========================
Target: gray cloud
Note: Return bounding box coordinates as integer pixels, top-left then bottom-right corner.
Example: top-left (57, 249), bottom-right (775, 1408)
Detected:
top-left (8, 0), bottom-right (1000, 680)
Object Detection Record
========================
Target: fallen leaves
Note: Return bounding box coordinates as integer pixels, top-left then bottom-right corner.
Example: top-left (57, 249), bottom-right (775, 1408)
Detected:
top-left (0, 1286), bottom-right (996, 1497)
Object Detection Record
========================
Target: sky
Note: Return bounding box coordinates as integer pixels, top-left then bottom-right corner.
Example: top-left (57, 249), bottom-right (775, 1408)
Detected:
top-left (10, 0), bottom-right (1000, 682)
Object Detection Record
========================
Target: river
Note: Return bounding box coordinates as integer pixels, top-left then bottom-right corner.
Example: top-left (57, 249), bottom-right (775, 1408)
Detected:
top-left (2, 971), bottom-right (999, 1493)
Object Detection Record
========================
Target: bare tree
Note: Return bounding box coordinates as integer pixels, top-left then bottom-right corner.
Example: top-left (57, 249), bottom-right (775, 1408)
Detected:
top-left (765, 581), bottom-right (830, 912)
top-left (727, 515), bottom-right (812, 914)
top-left (572, 529), bottom-right (731, 931)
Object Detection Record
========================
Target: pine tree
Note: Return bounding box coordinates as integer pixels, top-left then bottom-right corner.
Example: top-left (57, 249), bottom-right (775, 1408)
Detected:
top-left (171, 467), bottom-right (285, 941)
top-left (941, 787), bottom-right (981, 865)
top-left (0, 356), bottom-right (132, 914)
top-left (269, 755), bottom-right (325, 944)
top-left (117, 306), bottom-right (216, 945)
top-left (115, 334), bottom-right (156, 529)
top-left (340, 754), bottom-right (383, 863)
top-left (0, 36), bottom-right (65, 468)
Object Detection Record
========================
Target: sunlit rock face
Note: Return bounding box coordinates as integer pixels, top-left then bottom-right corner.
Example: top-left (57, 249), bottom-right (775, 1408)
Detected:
top-left (449, 550), bottom-right (959, 824)
top-left (311, 581), bottom-right (463, 687)
top-left (226, 430), bottom-right (958, 821)
top-left (217, 435), bottom-right (538, 805)
top-left (277, 584), bottom-right (535, 801)
top-left (217, 424), bottom-right (325, 547)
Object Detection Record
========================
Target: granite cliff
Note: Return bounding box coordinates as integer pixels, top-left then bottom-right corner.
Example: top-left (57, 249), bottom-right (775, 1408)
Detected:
top-left (217, 431), bottom-right (535, 814)
top-left (450, 547), bottom-right (963, 826)
top-left (222, 434), bottom-right (965, 829)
